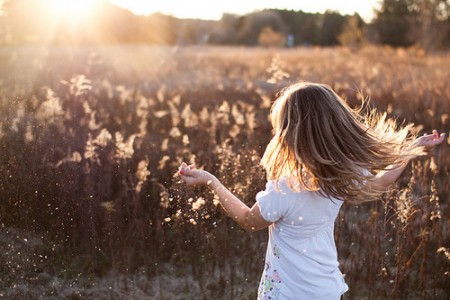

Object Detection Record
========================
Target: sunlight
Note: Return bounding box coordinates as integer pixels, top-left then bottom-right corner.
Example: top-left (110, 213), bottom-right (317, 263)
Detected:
top-left (109, 0), bottom-right (229, 20)
top-left (48, 0), bottom-right (97, 20)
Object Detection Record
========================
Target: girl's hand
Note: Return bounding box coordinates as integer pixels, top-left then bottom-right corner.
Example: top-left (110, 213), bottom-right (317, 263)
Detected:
top-left (179, 162), bottom-right (216, 186)
top-left (415, 130), bottom-right (446, 148)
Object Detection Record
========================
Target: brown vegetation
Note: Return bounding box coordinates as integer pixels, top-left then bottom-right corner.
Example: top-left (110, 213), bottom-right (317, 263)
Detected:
top-left (0, 46), bottom-right (448, 299)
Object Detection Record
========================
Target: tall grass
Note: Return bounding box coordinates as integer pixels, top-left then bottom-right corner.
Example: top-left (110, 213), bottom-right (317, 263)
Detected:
top-left (0, 46), bottom-right (448, 299)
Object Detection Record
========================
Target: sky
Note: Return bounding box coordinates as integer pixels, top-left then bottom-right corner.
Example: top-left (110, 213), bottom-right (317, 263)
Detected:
top-left (108, 0), bottom-right (381, 22)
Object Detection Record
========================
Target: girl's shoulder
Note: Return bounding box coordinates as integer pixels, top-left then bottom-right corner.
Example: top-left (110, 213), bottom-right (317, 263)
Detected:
top-left (258, 178), bottom-right (342, 224)
top-left (268, 177), bottom-right (313, 195)
top-left (259, 178), bottom-right (318, 206)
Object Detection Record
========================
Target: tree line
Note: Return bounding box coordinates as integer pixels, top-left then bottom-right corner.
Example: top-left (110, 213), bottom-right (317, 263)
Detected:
top-left (1, 0), bottom-right (449, 50)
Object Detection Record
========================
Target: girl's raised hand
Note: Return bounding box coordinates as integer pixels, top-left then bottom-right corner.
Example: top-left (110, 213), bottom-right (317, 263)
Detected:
top-left (415, 130), bottom-right (446, 148)
top-left (179, 162), bottom-right (216, 187)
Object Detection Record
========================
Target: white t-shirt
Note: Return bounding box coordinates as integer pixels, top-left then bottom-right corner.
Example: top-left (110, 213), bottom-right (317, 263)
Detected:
top-left (256, 178), bottom-right (348, 300)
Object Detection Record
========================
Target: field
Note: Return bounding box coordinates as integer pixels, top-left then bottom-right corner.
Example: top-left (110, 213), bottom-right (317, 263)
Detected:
top-left (0, 45), bottom-right (449, 299)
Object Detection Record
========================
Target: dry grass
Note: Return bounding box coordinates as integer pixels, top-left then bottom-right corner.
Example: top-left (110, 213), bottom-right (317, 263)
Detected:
top-left (0, 45), bottom-right (448, 299)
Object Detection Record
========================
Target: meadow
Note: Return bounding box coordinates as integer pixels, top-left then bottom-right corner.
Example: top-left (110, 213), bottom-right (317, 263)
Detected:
top-left (0, 45), bottom-right (449, 299)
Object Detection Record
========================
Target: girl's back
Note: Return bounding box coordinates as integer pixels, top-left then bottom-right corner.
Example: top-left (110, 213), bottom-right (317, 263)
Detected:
top-left (179, 82), bottom-right (445, 299)
top-left (257, 178), bottom-right (347, 299)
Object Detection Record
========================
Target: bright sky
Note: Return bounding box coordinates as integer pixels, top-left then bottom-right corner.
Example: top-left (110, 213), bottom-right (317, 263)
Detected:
top-left (109, 0), bottom-right (381, 22)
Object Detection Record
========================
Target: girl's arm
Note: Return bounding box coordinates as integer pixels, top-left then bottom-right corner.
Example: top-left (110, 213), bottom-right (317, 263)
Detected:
top-left (179, 164), bottom-right (272, 232)
top-left (367, 160), bottom-right (411, 192)
top-left (368, 130), bottom-right (446, 191)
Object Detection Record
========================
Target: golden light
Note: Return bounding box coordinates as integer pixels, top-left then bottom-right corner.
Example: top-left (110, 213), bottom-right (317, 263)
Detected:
top-left (47, 0), bottom-right (97, 21)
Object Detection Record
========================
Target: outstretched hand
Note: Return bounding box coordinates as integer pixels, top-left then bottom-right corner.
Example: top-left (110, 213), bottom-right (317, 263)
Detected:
top-left (178, 162), bottom-right (216, 186)
top-left (415, 130), bottom-right (446, 148)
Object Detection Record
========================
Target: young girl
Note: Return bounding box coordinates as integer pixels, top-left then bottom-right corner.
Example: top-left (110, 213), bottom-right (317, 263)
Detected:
top-left (178, 82), bottom-right (445, 299)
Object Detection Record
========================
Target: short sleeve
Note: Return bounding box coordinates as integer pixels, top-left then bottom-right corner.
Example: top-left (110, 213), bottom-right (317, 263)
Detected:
top-left (256, 181), bottom-right (289, 223)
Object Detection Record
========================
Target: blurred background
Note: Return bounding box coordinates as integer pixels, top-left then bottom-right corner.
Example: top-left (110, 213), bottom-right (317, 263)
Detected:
top-left (0, 0), bottom-right (449, 299)
top-left (0, 0), bottom-right (449, 49)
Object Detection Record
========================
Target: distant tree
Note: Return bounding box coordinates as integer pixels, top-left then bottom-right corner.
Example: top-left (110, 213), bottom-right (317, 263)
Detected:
top-left (409, 0), bottom-right (450, 50)
top-left (1, 0), bottom-right (179, 45)
top-left (237, 11), bottom-right (286, 46)
top-left (374, 0), bottom-right (418, 46)
top-left (210, 13), bottom-right (240, 45)
top-left (298, 15), bottom-right (319, 45)
top-left (373, 0), bottom-right (450, 49)
top-left (258, 26), bottom-right (286, 47)
top-left (91, 3), bottom-right (144, 44)
top-left (270, 9), bottom-right (319, 46)
top-left (177, 20), bottom-right (197, 45)
top-left (316, 10), bottom-right (347, 45)
top-left (176, 19), bottom-right (215, 45)
top-left (338, 14), bottom-right (367, 48)
top-left (142, 13), bottom-right (177, 45)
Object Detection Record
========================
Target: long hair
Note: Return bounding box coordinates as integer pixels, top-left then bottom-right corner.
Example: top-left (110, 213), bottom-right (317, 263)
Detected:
top-left (261, 82), bottom-right (424, 204)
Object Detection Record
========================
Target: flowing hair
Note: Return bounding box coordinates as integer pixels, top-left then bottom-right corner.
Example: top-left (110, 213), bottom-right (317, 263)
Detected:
top-left (261, 82), bottom-right (424, 204)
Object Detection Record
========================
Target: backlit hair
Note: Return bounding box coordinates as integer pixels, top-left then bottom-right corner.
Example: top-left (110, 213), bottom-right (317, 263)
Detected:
top-left (261, 82), bottom-right (424, 204)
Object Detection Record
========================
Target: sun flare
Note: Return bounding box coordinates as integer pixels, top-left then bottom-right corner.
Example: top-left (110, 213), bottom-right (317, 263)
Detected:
top-left (48, 0), bottom-right (97, 20)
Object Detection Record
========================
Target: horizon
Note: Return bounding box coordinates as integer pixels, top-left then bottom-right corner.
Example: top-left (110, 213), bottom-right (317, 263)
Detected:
top-left (108, 0), bottom-right (381, 22)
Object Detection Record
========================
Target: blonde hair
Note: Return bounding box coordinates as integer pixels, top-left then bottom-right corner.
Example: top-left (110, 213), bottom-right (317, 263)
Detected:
top-left (261, 82), bottom-right (424, 204)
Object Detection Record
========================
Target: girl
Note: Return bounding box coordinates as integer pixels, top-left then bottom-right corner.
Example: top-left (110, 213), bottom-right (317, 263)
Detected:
top-left (178, 82), bottom-right (445, 299)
